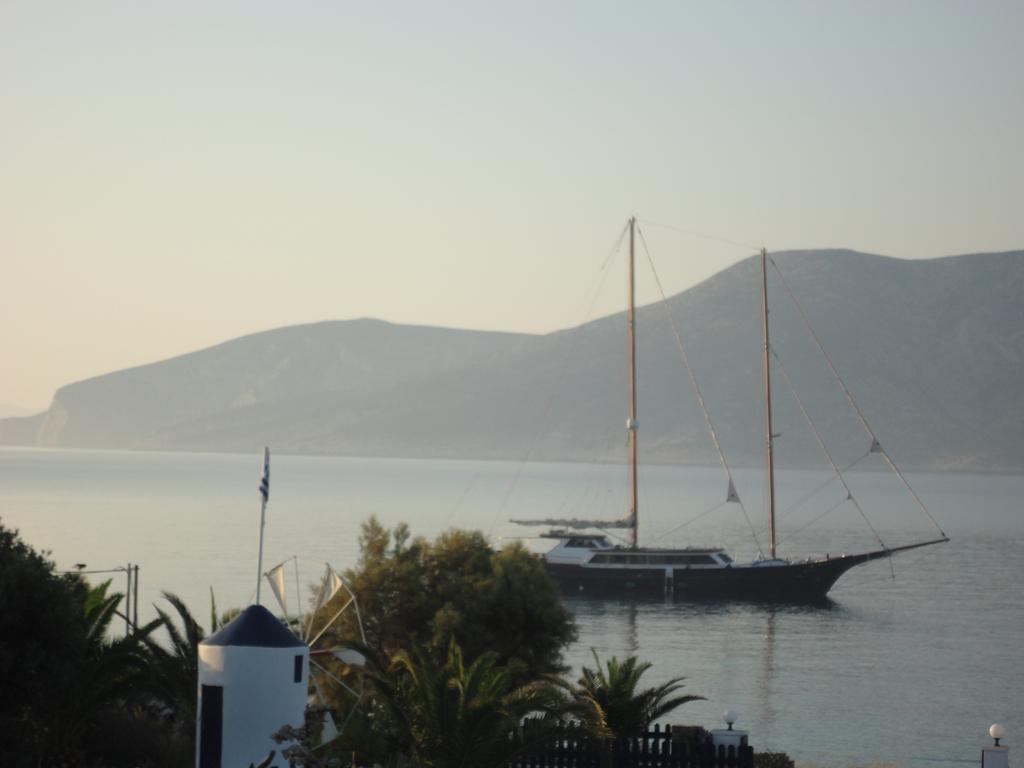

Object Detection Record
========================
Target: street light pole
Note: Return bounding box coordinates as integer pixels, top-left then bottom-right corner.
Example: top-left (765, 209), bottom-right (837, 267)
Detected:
top-left (133, 564), bottom-right (139, 630)
top-left (124, 562), bottom-right (132, 634)
top-left (60, 563), bottom-right (141, 636)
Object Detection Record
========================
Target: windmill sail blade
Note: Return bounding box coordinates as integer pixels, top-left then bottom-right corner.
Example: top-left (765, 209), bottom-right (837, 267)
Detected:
top-left (306, 565), bottom-right (348, 642)
top-left (264, 563), bottom-right (289, 619)
top-left (308, 597), bottom-right (354, 648)
top-left (320, 711), bottom-right (339, 745)
top-left (311, 565), bottom-right (344, 614)
top-left (311, 659), bottom-right (361, 698)
top-left (324, 566), bottom-right (344, 603)
top-left (333, 648), bottom-right (366, 667)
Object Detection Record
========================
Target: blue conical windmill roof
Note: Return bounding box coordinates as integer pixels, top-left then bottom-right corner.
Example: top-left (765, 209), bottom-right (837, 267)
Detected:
top-left (201, 604), bottom-right (305, 648)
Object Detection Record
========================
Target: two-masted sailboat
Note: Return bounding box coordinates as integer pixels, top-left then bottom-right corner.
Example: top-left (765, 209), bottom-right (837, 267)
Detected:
top-left (513, 217), bottom-right (948, 601)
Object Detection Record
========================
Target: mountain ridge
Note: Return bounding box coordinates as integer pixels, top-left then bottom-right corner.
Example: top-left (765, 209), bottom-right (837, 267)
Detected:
top-left (4, 248), bottom-right (1022, 471)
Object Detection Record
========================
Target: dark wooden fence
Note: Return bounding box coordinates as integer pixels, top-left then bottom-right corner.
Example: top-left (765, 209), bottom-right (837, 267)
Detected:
top-left (508, 724), bottom-right (754, 768)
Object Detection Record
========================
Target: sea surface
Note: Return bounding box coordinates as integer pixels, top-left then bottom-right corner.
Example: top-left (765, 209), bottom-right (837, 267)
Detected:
top-left (1, 447), bottom-right (1021, 767)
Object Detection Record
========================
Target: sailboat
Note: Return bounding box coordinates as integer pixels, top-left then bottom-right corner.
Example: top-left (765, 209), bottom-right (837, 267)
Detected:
top-left (512, 217), bottom-right (948, 601)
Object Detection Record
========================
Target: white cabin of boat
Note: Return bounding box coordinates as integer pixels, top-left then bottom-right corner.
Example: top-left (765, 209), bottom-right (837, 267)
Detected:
top-left (540, 532), bottom-right (734, 569)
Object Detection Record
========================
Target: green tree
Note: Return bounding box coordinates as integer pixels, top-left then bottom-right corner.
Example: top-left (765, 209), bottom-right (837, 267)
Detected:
top-left (319, 517), bottom-right (575, 680)
top-left (359, 640), bottom-right (569, 768)
top-left (0, 522), bottom-right (159, 767)
top-left (566, 651), bottom-right (704, 739)
top-left (0, 522), bottom-right (89, 766)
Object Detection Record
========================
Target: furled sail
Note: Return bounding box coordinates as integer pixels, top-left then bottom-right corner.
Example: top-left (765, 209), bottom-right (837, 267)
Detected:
top-left (510, 516), bottom-right (634, 530)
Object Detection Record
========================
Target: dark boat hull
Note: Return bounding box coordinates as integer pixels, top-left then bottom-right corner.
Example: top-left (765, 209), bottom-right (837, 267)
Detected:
top-left (545, 539), bottom-right (947, 602)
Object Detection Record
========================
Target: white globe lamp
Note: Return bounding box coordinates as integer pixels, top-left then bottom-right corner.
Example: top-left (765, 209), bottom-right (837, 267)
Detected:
top-left (989, 724), bottom-right (1006, 747)
top-left (723, 709), bottom-right (738, 731)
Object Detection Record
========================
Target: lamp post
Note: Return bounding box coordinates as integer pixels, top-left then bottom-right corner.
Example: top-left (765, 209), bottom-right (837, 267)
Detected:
top-left (710, 709), bottom-right (748, 749)
top-left (990, 724), bottom-right (1006, 748)
top-left (61, 563), bottom-right (140, 635)
top-left (723, 710), bottom-right (737, 731)
top-left (982, 724), bottom-right (1008, 768)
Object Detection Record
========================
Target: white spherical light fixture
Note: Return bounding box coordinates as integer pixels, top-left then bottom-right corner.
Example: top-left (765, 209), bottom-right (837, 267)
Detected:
top-left (989, 723), bottom-right (1006, 746)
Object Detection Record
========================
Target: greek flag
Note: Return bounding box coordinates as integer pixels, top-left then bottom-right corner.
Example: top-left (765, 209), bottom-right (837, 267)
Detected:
top-left (259, 447), bottom-right (270, 502)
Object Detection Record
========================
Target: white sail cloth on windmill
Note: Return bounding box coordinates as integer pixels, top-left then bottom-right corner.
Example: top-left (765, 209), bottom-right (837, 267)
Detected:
top-left (263, 559), bottom-right (368, 745)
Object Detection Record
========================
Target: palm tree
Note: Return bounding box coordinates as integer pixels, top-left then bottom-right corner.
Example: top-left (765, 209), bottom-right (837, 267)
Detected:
top-left (141, 591), bottom-right (205, 729)
top-left (359, 640), bottom-right (569, 768)
top-left (55, 581), bottom-right (160, 758)
top-left (567, 650), bottom-right (704, 739)
top-left (78, 580), bottom-right (158, 705)
top-left (209, 586), bottom-right (241, 632)
top-left (140, 590), bottom-right (243, 733)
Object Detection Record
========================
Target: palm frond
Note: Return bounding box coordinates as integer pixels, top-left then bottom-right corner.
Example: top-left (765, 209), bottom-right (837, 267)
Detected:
top-left (570, 650), bottom-right (703, 738)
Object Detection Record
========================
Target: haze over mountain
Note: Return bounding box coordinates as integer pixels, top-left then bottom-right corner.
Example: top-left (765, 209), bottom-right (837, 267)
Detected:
top-left (3, 250), bottom-right (1021, 471)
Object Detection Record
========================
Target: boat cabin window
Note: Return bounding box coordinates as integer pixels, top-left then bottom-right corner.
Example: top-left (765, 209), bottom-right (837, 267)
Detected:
top-left (587, 552), bottom-right (720, 566)
top-left (656, 553), bottom-right (719, 565)
top-left (677, 554), bottom-right (718, 565)
top-left (565, 538), bottom-right (601, 548)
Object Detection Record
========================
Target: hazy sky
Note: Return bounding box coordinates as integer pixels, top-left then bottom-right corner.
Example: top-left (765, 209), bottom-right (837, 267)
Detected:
top-left (3, 1), bottom-right (1022, 411)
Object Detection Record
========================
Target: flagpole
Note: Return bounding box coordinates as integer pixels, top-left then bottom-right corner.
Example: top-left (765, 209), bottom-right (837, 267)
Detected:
top-left (256, 446), bottom-right (270, 605)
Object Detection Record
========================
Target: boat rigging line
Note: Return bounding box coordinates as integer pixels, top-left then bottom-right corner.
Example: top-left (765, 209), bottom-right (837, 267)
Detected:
top-left (636, 222), bottom-right (934, 559)
top-left (638, 217), bottom-right (762, 252)
top-left (488, 222), bottom-right (631, 535)
top-left (771, 347), bottom-right (888, 550)
top-left (775, 495), bottom-right (852, 549)
top-left (636, 224), bottom-right (764, 556)
top-left (768, 257), bottom-right (949, 541)
top-left (654, 498), bottom-right (730, 539)
top-left (777, 450), bottom-right (870, 521)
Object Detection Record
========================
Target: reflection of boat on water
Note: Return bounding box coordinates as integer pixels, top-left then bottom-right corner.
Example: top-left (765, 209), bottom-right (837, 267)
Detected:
top-left (513, 217), bottom-right (948, 602)
top-left (756, 608), bottom-right (777, 737)
top-left (558, 591), bottom-right (841, 615)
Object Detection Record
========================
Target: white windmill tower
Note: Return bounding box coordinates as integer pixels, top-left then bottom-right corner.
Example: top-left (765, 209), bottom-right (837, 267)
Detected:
top-left (195, 448), bottom-right (312, 768)
top-left (196, 603), bottom-right (308, 768)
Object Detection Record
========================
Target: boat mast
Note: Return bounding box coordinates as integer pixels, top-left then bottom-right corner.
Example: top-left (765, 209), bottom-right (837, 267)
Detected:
top-left (628, 217), bottom-right (639, 549)
top-left (761, 247), bottom-right (777, 559)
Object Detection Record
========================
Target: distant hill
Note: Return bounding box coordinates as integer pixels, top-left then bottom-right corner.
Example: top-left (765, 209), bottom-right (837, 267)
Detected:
top-left (3, 249), bottom-right (1022, 471)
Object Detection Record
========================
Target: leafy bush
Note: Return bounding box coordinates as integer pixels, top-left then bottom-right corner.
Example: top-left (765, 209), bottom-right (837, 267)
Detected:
top-left (755, 751), bottom-right (796, 768)
top-left (321, 517), bottom-right (576, 679)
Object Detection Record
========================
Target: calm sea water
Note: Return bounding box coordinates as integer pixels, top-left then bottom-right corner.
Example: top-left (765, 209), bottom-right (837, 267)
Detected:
top-left (1, 447), bottom-right (1021, 766)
